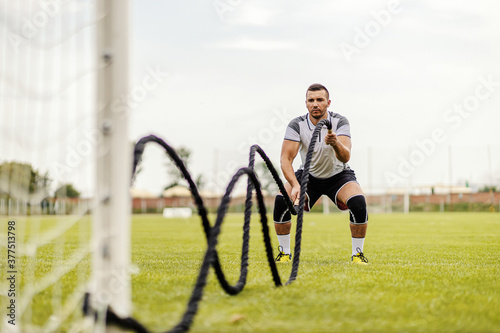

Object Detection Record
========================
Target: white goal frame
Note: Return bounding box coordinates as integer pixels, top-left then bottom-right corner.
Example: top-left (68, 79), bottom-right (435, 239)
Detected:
top-left (0, 0), bottom-right (133, 332)
top-left (89, 0), bottom-right (132, 332)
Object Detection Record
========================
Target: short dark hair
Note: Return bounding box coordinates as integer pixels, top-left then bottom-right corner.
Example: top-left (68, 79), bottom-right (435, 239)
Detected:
top-left (306, 83), bottom-right (329, 99)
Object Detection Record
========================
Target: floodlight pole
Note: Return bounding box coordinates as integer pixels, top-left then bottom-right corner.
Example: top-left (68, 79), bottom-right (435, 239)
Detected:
top-left (448, 145), bottom-right (453, 211)
top-left (487, 144), bottom-right (495, 210)
top-left (92, 0), bottom-right (131, 332)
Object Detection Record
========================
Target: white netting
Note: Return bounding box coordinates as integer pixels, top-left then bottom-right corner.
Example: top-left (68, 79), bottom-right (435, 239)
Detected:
top-left (0, 1), bottom-right (99, 332)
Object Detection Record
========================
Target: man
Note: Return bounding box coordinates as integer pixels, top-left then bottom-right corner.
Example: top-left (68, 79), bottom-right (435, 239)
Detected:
top-left (273, 83), bottom-right (369, 264)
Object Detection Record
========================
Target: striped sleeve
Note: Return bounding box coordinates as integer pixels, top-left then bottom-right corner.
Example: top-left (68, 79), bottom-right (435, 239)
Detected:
top-left (336, 114), bottom-right (351, 137)
top-left (284, 117), bottom-right (300, 142)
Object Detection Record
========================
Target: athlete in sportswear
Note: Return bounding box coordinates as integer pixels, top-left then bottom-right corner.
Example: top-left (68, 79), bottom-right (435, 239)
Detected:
top-left (274, 83), bottom-right (368, 264)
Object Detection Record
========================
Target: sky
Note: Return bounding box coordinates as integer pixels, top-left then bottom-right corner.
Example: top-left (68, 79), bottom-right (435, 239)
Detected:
top-left (129, 0), bottom-right (500, 195)
top-left (1, 0), bottom-right (499, 198)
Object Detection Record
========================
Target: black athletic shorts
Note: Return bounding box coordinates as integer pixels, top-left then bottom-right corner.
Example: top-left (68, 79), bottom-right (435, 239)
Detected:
top-left (295, 168), bottom-right (358, 211)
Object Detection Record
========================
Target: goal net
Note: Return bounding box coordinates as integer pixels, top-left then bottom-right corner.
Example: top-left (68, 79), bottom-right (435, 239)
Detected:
top-left (0, 1), bottom-right (131, 332)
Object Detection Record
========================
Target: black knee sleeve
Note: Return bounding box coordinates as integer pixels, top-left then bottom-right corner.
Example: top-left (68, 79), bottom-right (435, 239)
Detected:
top-left (346, 195), bottom-right (368, 224)
top-left (273, 195), bottom-right (291, 223)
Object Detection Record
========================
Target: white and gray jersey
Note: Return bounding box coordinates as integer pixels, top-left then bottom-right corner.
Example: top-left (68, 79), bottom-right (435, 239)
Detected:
top-left (284, 111), bottom-right (351, 179)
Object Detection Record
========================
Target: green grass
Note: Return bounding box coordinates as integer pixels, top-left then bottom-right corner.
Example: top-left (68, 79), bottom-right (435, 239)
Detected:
top-left (1, 215), bottom-right (92, 332)
top-left (130, 213), bottom-right (500, 333)
top-left (2, 213), bottom-right (500, 332)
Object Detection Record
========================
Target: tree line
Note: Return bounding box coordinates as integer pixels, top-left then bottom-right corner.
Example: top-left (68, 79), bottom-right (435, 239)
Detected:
top-left (1, 144), bottom-right (281, 202)
top-left (0, 161), bottom-right (80, 201)
top-left (162, 146), bottom-right (280, 194)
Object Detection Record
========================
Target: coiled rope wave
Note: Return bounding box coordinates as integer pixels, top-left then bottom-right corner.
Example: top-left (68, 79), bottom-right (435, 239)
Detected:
top-left (88, 119), bottom-right (332, 333)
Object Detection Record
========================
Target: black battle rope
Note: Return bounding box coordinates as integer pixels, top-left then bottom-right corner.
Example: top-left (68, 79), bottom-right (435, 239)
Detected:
top-left (289, 118), bottom-right (332, 284)
top-left (132, 136), bottom-right (259, 296)
top-left (92, 119), bottom-right (332, 333)
top-left (247, 118), bottom-right (332, 285)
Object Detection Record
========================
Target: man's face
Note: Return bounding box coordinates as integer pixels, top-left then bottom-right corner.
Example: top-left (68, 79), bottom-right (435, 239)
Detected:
top-left (306, 89), bottom-right (331, 120)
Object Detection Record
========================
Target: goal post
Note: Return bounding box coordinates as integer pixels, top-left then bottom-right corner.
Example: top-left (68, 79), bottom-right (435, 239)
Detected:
top-left (0, 0), bottom-right (132, 332)
top-left (89, 0), bottom-right (132, 330)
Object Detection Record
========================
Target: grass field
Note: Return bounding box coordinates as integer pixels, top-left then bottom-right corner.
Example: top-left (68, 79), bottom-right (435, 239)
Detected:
top-left (3, 212), bottom-right (500, 332)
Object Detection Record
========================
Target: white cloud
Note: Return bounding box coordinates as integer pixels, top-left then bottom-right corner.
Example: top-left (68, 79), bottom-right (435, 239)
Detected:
top-left (224, 3), bottom-right (279, 26)
top-left (427, 0), bottom-right (498, 17)
top-left (209, 38), bottom-right (298, 51)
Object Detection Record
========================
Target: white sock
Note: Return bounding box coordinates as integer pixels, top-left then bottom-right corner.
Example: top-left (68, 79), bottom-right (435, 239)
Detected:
top-left (277, 234), bottom-right (291, 254)
top-left (352, 237), bottom-right (365, 256)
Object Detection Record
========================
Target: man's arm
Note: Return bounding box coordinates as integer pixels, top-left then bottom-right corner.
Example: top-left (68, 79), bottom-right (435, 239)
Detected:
top-left (324, 133), bottom-right (351, 163)
top-left (280, 139), bottom-right (301, 203)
